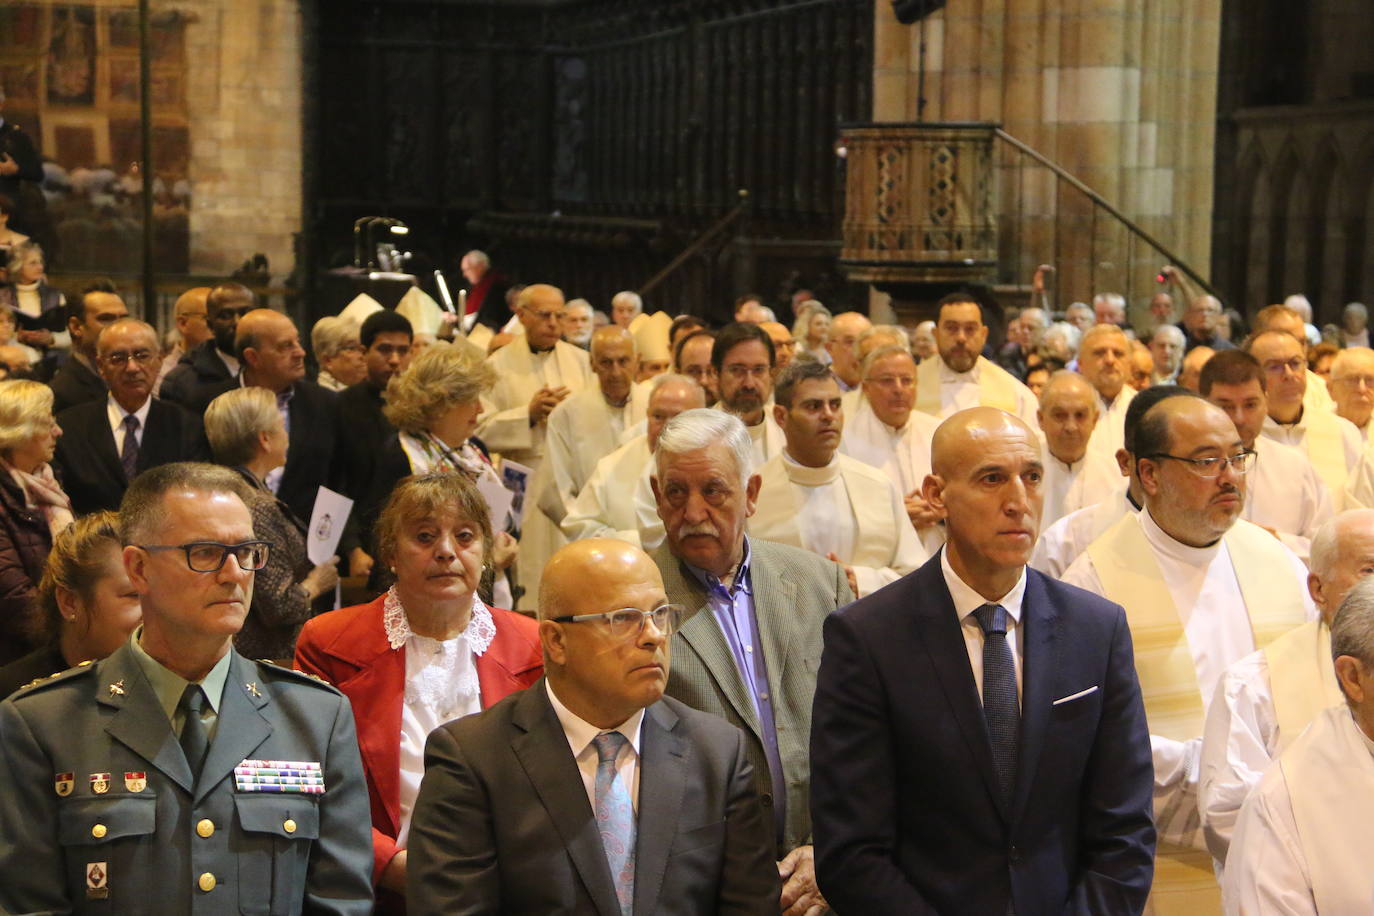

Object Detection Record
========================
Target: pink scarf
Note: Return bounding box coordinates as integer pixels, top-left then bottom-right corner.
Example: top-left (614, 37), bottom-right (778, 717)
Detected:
top-left (6, 461), bottom-right (74, 537)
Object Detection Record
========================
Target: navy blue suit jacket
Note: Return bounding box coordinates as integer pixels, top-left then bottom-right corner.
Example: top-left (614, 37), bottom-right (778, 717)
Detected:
top-left (810, 552), bottom-right (1155, 915)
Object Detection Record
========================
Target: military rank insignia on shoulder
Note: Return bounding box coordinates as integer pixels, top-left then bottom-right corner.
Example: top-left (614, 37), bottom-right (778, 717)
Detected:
top-left (254, 659), bottom-right (342, 693)
top-left (14, 663), bottom-right (96, 695)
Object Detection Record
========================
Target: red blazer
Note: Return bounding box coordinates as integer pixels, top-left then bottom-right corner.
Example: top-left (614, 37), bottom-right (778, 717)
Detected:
top-left (294, 595), bottom-right (542, 885)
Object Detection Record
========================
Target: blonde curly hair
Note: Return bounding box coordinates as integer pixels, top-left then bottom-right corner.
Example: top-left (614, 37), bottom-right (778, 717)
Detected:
top-left (383, 344), bottom-right (496, 435)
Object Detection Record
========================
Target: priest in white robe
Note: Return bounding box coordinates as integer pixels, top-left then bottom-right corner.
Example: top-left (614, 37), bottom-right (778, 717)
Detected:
top-left (1062, 392), bottom-right (1315, 914)
top-left (1328, 346), bottom-right (1374, 441)
top-left (1029, 383), bottom-right (1194, 577)
top-left (561, 373), bottom-right (705, 545)
top-left (1200, 509), bottom-right (1369, 868)
top-left (749, 361), bottom-right (924, 596)
top-left (474, 284), bottom-right (591, 604)
top-left (839, 344), bottom-right (942, 549)
top-left (475, 284), bottom-right (591, 467)
top-left (1251, 302), bottom-right (1339, 416)
top-left (1223, 578), bottom-right (1374, 915)
top-left (1201, 349), bottom-right (1334, 559)
top-left (543, 326), bottom-right (650, 521)
top-left (1035, 370), bottom-right (1121, 530)
top-left (713, 321), bottom-right (785, 464)
top-left (1076, 324), bottom-right (1137, 462)
top-left (1249, 330), bottom-right (1362, 509)
top-left (914, 292), bottom-right (1039, 428)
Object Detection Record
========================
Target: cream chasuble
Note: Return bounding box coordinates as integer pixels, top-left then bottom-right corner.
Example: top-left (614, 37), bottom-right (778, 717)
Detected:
top-left (476, 337), bottom-right (592, 466)
top-left (914, 355), bottom-right (1039, 427)
top-left (1264, 620), bottom-right (1345, 756)
top-left (1260, 409), bottom-right (1362, 511)
top-left (749, 452), bottom-right (925, 596)
top-left (560, 434), bottom-right (653, 546)
top-left (544, 383), bottom-right (650, 516)
top-left (1078, 511), bottom-right (1309, 914)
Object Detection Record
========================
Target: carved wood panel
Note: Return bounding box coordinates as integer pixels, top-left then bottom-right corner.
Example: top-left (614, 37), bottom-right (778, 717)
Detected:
top-left (308, 0), bottom-right (872, 318)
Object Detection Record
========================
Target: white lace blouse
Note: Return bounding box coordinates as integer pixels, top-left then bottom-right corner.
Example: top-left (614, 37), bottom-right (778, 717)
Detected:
top-left (385, 587), bottom-right (495, 848)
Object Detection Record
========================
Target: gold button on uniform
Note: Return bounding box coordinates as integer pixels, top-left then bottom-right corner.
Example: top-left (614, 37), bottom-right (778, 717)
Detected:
top-left (91, 824), bottom-right (107, 839)
top-left (196, 818), bottom-right (214, 838)
top-left (283, 818), bottom-right (297, 834)
top-left (198, 872), bottom-right (216, 892)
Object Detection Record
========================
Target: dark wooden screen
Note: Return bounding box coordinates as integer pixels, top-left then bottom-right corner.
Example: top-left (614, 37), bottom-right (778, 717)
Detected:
top-left (306, 0), bottom-right (873, 324)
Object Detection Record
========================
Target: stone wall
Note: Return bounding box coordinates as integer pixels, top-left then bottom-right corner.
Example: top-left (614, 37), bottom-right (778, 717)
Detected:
top-left (179, 0), bottom-right (301, 278)
top-left (871, 0), bottom-right (1222, 314)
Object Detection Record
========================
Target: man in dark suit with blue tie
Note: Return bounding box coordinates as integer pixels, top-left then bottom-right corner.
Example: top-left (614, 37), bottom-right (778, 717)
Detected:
top-left (811, 406), bottom-right (1155, 914)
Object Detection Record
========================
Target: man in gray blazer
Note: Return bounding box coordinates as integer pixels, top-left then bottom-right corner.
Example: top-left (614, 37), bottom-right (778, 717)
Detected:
top-left (649, 408), bottom-right (855, 915)
top-left (406, 538), bottom-right (778, 914)
top-left (0, 463), bottom-right (374, 914)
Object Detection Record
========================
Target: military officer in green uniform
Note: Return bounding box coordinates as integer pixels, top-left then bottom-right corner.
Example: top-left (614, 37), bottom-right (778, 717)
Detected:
top-left (0, 462), bottom-right (373, 914)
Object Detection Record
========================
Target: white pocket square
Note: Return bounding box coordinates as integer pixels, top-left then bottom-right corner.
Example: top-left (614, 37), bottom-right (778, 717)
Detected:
top-left (1052, 686), bottom-right (1099, 706)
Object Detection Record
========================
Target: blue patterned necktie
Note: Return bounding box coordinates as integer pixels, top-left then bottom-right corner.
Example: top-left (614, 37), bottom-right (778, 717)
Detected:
top-left (120, 414), bottom-right (140, 481)
top-left (592, 732), bottom-right (636, 915)
top-left (974, 603), bottom-right (1020, 806)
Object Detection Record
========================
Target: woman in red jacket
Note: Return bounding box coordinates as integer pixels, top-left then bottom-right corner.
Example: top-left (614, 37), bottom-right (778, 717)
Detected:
top-left (295, 472), bottom-right (542, 912)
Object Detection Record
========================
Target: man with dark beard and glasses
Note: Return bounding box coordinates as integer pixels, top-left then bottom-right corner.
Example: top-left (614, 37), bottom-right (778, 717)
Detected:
top-left (710, 322), bottom-right (784, 465)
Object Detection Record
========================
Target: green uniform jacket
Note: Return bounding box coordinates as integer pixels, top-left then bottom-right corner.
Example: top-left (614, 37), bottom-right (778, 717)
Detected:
top-left (0, 645), bottom-right (374, 915)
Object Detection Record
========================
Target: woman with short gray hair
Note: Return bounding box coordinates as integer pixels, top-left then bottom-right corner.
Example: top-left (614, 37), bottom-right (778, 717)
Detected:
top-left (204, 387), bottom-right (338, 660)
top-left (311, 315), bottom-right (365, 391)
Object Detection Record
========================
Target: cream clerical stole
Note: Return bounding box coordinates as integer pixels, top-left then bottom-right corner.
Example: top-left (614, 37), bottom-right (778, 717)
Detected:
top-left (1263, 619), bottom-right (1345, 754)
top-left (1086, 513), bottom-right (1308, 915)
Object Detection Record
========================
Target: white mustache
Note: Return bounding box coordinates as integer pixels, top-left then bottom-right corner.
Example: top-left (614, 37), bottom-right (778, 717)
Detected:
top-left (676, 521), bottom-right (720, 539)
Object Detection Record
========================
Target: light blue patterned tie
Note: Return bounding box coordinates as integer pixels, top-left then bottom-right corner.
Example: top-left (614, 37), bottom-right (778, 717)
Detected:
top-left (592, 731), bottom-right (636, 915)
top-left (974, 603), bottom-right (1020, 808)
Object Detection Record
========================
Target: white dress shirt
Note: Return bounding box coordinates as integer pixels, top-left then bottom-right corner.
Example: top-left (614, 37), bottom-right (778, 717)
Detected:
top-left (105, 394), bottom-right (152, 453)
top-left (546, 680), bottom-right (644, 813)
top-left (941, 547), bottom-right (1025, 706)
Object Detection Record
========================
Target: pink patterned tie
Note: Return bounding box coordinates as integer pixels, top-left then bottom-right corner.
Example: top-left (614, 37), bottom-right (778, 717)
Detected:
top-left (592, 731), bottom-right (635, 915)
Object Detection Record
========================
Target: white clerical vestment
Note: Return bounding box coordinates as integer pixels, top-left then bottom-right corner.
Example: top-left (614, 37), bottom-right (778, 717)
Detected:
top-left (914, 354), bottom-right (1040, 428)
top-left (1198, 620), bottom-right (1345, 865)
top-left (476, 337), bottom-right (592, 467)
top-left (1029, 484), bottom-right (1133, 577)
top-left (543, 384), bottom-right (650, 516)
top-left (1260, 409), bottom-right (1362, 511)
top-left (748, 452), bottom-right (925, 596)
top-left (1039, 446), bottom-right (1121, 531)
top-left (1084, 385), bottom-right (1135, 463)
top-left (1244, 437), bottom-right (1333, 560)
top-left (1062, 509), bottom-right (1314, 914)
top-left (746, 414), bottom-right (786, 466)
top-left (1222, 706), bottom-right (1374, 916)
top-left (560, 435), bottom-right (653, 546)
top-left (839, 398), bottom-right (944, 553)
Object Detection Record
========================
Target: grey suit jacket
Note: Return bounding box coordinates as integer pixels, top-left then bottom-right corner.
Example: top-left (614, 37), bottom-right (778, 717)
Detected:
top-left (0, 645), bottom-right (374, 915)
top-left (405, 680), bottom-right (779, 915)
top-left (652, 538), bottom-right (854, 856)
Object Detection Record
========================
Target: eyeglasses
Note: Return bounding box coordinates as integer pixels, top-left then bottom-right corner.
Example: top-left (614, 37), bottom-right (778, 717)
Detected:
top-left (137, 541), bottom-right (271, 572)
top-left (1332, 375), bottom-right (1374, 389)
top-left (551, 604), bottom-right (685, 639)
top-left (867, 374), bottom-right (916, 389)
top-left (1145, 449), bottom-right (1256, 478)
top-left (1261, 358), bottom-right (1305, 376)
top-left (526, 309), bottom-right (563, 323)
top-left (101, 350), bottom-right (159, 367)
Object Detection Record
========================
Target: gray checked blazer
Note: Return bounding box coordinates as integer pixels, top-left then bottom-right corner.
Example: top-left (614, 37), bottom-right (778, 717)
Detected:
top-left (651, 538), bottom-right (854, 856)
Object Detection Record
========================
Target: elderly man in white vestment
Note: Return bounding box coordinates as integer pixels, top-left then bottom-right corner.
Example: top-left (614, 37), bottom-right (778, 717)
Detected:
top-left (1077, 324), bottom-right (1137, 462)
top-left (713, 322), bottom-right (786, 464)
top-left (840, 345), bottom-right (943, 550)
top-left (915, 292), bottom-right (1039, 428)
top-left (1251, 303), bottom-right (1337, 415)
top-left (1035, 370), bottom-right (1120, 530)
top-left (1247, 330), bottom-right (1361, 510)
top-left (1223, 577), bottom-right (1374, 915)
top-left (1062, 391), bottom-right (1315, 913)
top-left (839, 325), bottom-right (909, 417)
top-left (476, 284), bottom-right (592, 602)
top-left (1199, 349), bottom-right (1333, 560)
top-left (1030, 384), bottom-right (1192, 577)
top-left (543, 325), bottom-right (650, 523)
top-left (1150, 325), bottom-right (1186, 385)
top-left (750, 361), bottom-right (924, 597)
top-left (561, 373), bottom-right (706, 545)
top-left (1200, 509), bottom-right (1369, 867)
top-left (824, 311), bottom-right (873, 392)
top-left (1327, 346), bottom-right (1374, 440)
